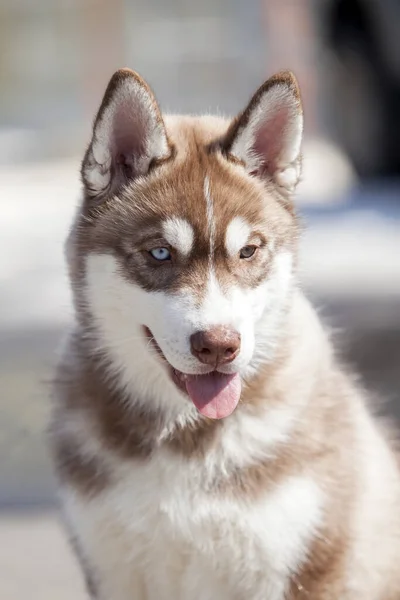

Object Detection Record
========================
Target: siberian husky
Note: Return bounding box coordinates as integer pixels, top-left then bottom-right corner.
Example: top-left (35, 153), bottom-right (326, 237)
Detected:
top-left (50, 68), bottom-right (400, 599)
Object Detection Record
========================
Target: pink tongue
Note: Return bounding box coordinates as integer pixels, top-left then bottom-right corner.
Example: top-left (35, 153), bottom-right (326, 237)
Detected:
top-left (185, 372), bottom-right (241, 419)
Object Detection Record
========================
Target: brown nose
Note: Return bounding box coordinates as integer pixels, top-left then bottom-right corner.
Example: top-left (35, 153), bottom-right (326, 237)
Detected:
top-left (190, 326), bottom-right (241, 366)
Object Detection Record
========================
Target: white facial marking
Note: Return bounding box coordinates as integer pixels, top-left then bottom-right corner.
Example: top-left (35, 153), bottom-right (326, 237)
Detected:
top-left (268, 238), bottom-right (276, 254)
top-left (84, 246), bottom-right (294, 409)
top-left (162, 217), bottom-right (194, 256)
top-left (246, 251), bottom-right (294, 377)
top-left (204, 176), bottom-right (215, 265)
top-left (225, 216), bottom-right (251, 257)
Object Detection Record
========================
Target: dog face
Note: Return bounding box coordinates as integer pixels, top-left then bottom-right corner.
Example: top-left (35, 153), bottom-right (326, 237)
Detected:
top-left (70, 69), bottom-right (303, 418)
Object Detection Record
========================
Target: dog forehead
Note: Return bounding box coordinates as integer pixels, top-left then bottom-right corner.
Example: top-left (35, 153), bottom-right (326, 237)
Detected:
top-left (122, 155), bottom-right (269, 240)
top-left (86, 121), bottom-right (295, 259)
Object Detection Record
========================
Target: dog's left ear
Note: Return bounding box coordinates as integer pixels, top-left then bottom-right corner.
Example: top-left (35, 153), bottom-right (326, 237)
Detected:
top-left (223, 71), bottom-right (303, 193)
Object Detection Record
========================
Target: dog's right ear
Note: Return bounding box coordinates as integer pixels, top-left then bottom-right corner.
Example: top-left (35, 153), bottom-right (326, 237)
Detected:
top-left (81, 68), bottom-right (171, 202)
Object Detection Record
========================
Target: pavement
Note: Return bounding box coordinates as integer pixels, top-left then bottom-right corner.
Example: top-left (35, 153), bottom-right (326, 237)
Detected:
top-left (0, 511), bottom-right (87, 600)
top-left (1, 151), bottom-right (399, 599)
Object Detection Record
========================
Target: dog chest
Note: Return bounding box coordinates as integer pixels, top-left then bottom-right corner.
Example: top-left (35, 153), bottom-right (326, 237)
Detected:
top-left (63, 453), bottom-right (323, 600)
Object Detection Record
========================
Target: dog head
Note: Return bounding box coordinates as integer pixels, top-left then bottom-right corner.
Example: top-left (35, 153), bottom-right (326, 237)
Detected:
top-left (69, 68), bottom-right (303, 419)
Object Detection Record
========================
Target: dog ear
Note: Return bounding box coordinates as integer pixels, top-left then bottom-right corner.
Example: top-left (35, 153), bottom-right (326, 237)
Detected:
top-left (222, 71), bottom-right (303, 193)
top-left (81, 68), bottom-right (171, 202)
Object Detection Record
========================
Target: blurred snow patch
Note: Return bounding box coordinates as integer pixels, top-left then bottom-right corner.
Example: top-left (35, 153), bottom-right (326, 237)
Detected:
top-left (300, 210), bottom-right (400, 298)
top-left (0, 159), bottom-right (80, 331)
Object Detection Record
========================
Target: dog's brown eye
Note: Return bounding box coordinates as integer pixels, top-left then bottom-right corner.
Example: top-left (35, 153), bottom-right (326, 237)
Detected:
top-left (239, 245), bottom-right (257, 259)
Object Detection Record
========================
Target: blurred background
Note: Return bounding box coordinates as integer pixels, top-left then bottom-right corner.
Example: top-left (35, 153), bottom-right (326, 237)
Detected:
top-left (0, 0), bottom-right (399, 598)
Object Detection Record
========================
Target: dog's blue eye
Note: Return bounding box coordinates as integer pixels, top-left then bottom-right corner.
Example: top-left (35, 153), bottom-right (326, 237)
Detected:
top-left (149, 247), bottom-right (171, 261)
top-left (239, 245), bottom-right (257, 259)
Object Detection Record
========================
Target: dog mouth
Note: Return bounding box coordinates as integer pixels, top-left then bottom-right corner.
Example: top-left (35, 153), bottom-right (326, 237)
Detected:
top-left (143, 326), bottom-right (241, 419)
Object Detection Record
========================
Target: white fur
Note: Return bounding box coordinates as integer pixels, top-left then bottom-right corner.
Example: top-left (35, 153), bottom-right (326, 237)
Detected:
top-left (344, 402), bottom-right (400, 595)
top-left (84, 248), bottom-right (293, 417)
top-left (63, 464), bottom-right (323, 600)
top-left (225, 216), bottom-right (251, 257)
top-left (162, 217), bottom-right (194, 256)
top-left (275, 163), bottom-right (301, 191)
top-left (203, 176), bottom-right (215, 265)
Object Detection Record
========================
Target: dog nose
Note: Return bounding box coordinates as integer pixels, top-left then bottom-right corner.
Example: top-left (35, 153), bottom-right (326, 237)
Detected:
top-left (190, 327), bottom-right (241, 366)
